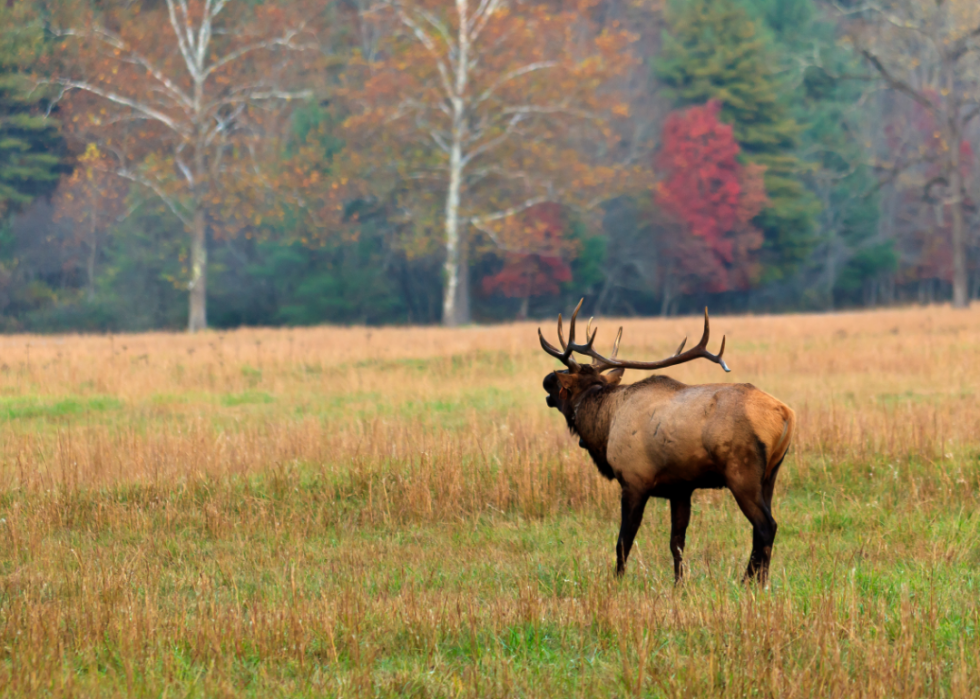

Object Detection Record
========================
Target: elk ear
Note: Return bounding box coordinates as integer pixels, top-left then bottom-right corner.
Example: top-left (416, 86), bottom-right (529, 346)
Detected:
top-left (555, 372), bottom-right (579, 401)
top-left (603, 368), bottom-right (625, 386)
top-left (555, 372), bottom-right (578, 390)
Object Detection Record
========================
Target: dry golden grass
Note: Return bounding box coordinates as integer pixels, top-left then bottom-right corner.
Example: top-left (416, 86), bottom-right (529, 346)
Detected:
top-left (0, 304), bottom-right (979, 697)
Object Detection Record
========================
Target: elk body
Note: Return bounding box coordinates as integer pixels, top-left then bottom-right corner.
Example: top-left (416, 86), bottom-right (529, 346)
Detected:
top-left (540, 301), bottom-right (795, 583)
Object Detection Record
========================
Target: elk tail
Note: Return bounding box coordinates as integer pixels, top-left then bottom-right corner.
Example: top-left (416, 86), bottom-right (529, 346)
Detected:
top-left (764, 404), bottom-right (795, 483)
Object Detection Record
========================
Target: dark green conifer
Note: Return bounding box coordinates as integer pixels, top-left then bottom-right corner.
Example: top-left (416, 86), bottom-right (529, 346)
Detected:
top-left (0, 5), bottom-right (64, 216)
top-left (0, 74), bottom-right (63, 214)
top-left (655, 0), bottom-right (819, 280)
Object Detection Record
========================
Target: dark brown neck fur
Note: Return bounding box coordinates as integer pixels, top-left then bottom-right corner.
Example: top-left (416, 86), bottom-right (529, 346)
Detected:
top-left (563, 384), bottom-right (622, 480)
top-left (564, 375), bottom-right (683, 481)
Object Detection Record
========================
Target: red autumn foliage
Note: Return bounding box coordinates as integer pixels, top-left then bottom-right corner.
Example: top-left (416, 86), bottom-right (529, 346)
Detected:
top-left (482, 204), bottom-right (573, 311)
top-left (654, 100), bottom-right (768, 292)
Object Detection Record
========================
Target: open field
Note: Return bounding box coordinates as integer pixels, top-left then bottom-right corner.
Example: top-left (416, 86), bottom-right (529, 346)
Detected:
top-left (1, 305), bottom-right (979, 697)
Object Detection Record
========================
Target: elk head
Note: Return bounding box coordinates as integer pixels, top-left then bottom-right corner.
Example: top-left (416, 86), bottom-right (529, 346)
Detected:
top-left (539, 298), bottom-right (730, 415)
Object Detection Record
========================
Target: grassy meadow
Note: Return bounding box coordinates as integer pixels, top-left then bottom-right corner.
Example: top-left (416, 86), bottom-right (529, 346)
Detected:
top-left (1, 305), bottom-right (979, 697)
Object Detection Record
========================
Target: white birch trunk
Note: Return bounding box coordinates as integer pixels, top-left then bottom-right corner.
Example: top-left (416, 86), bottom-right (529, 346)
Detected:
top-left (188, 207), bottom-right (208, 332)
top-left (443, 138), bottom-right (464, 326)
top-left (188, 43), bottom-right (208, 331)
top-left (441, 0), bottom-right (471, 327)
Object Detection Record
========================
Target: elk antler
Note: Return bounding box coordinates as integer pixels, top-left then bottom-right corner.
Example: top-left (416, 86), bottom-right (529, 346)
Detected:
top-left (580, 308), bottom-right (730, 373)
top-left (540, 300), bottom-right (730, 374)
top-left (538, 298), bottom-right (589, 370)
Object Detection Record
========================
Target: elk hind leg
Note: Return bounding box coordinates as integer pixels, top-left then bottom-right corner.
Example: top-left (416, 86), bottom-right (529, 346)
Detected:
top-left (669, 492), bottom-right (692, 584)
top-left (762, 455), bottom-right (786, 511)
top-left (730, 483), bottom-right (777, 584)
top-left (616, 488), bottom-right (648, 577)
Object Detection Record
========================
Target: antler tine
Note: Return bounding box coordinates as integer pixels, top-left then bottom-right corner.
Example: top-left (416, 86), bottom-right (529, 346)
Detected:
top-left (717, 335), bottom-right (730, 372)
top-left (563, 311), bottom-right (618, 372)
top-left (612, 327), bottom-right (623, 359)
top-left (566, 298), bottom-right (584, 346)
top-left (538, 328), bottom-right (563, 359)
top-left (538, 325), bottom-right (581, 369)
top-left (694, 307), bottom-right (711, 349)
top-left (539, 300), bottom-right (587, 370)
top-left (686, 308), bottom-right (729, 371)
top-left (584, 318), bottom-right (599, 351)
top-left (674, 337), bottom-right (687, 356)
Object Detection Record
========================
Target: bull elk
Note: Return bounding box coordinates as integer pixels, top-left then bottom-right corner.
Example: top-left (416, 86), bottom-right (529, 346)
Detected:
top-left (540, 300), bottom-right (795, 584)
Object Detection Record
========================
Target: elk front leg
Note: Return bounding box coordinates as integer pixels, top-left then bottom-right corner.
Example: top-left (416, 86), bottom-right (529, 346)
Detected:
top-left (669, 493), bottom-right (692, 583)
top-left (616, 488), bottom-right (648, 577)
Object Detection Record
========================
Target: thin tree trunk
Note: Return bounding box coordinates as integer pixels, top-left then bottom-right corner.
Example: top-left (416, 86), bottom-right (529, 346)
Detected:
top-left (595, 276), bottom-right (613, 316)
top-left (826, 235), bottom-right (836, 310)
top-left (518, 295), bottom-right (529, 320)
top-left (945, 62), bottom-right (969, 309)
top-left (455, 227), bottom-right (471, 324)
top-left (441, 0), bottom-right (470, 327)
top-left (949, 166), bottom-right (969, 308)
top-left (189, 72), bottom-right (208, 332)
top-left (86, 205), bottom-right (98, 301)
top-left (660, 273), bottom-right (673, 317)
top-left (822, 187), bottom-right (836, 310)
top-left (443, 146), bottom-right (463, 326)
top-left (188, 207), bottom-right (207, 332)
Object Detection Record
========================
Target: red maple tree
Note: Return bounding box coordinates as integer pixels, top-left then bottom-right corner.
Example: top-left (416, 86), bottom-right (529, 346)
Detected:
top-left (654, 100), bottom-right (768, 293)
top-left (481, 204), bottom-right (574, 319)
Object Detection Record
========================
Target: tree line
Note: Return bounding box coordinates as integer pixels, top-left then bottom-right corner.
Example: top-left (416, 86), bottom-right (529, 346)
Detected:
top-left (1, 0), bottom-right (979, 331)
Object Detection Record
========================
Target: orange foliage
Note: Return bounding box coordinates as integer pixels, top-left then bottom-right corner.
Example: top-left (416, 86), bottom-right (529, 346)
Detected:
top-left (52, 0), bottom-right (325, 239)
top-left (336, 0), bottom-right (643, 255)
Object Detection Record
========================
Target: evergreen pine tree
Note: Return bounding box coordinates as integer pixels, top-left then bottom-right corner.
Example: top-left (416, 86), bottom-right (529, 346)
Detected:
top-left (0, 74), bottom-right (63, 215)
top-left (655, 0), bottom-right (819, 280)
top-left (0, 3), bottom-right (64, 217)
top-left (743, 0), bottom-right (891, 308)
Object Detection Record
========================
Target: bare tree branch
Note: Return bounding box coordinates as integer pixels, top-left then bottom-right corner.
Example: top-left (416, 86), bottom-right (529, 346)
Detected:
top-left (474, 61), bottom-right (558, 106)
top-left (48, 79), bottom-right (190, 135)
top-left (115, 167), bottom-right (193, 227)
top-left (858, 49), bottom-right (937, 112)
top-left (468, 195), bottom-right (550, 225)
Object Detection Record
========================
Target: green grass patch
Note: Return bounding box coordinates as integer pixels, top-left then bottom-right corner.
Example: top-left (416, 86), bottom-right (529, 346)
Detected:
top-left (397, 387), bottom-right (519, 425)
top-left (0, 395), bottom-right (122, 421)
top-left (241, 364), bottom-right (262, 387)
top-left (220, 391), bottom-right (275, 407)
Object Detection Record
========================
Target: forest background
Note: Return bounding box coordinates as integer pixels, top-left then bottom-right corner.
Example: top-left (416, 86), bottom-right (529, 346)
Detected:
top-left (1, 0), bottom-right (979, 332)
